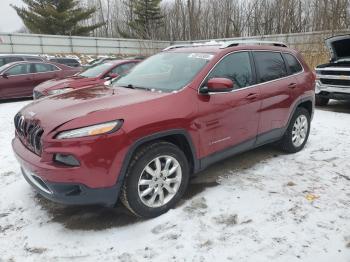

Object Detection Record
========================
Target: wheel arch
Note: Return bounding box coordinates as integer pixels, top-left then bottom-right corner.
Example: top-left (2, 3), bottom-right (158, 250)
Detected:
top-left (116, 129), bottom-right (199, 186)
top-left (287, 96), bottom-right (314, 128)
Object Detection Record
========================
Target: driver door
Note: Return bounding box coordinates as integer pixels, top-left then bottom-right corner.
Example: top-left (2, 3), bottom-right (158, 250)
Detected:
top-left (0, 63), bottom-right (32, 99)
top-left (197, 51), bottom-right (262, 157)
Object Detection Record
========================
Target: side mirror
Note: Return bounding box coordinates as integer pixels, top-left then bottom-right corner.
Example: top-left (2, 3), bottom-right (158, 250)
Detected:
top-left (105, 73), bottom-right (119, 80)
top-left (200, 78), bottom-right (234, 94)
top-left (0, 73), bottom-right (9, 79)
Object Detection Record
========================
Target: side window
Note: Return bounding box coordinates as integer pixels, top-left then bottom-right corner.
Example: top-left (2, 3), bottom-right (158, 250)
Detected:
top-left (207, 52), bottom-right (254, 89)
top-left (254, 52), bottom-right (287, 82)
top-left (6, 57), bottom-right (24, 63)
top-left (284, 53), bottom-right (303, 74)
top-left (6, 64), bottom-right (30, 76)
top-left (0, 58), bottom-right (5, 67)
top-left (34, 63), bottom-right (58, 73)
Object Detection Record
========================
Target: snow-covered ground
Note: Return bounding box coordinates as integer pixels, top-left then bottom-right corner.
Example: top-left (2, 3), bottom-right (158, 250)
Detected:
top-left (0, 100), bottom-right (349, 262)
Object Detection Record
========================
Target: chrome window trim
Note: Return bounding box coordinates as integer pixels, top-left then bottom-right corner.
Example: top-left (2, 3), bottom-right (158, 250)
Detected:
top-left (197, 49), bottom-right (305, 95)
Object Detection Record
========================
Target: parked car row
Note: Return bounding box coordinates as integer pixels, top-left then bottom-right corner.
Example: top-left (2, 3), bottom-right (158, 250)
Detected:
top-left (12, 40), bottom-right (316, 218)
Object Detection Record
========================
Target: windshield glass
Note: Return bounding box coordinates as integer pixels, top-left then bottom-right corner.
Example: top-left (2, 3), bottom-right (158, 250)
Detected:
top-left (113, 52), bottom-right (213, 91)
top-left (0, 63), bottom-right (13, 73)
top-left (79, 62), bottom-right (113, 78)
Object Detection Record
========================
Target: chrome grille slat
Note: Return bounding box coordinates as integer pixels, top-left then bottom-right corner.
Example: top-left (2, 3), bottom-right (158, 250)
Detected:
top-left (14, 113), bottom-right (44, 155)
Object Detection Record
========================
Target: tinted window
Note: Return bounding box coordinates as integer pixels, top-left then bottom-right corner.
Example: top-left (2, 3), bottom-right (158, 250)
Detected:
top-left (26, 57), bottom-right (43, 61)
top-left (6, 57), bottom-right (24, 63)
top-left (207, 52), bottom-right (254, 89)
top-left (254, 52), bottom-right (287, 82)
top-left (6, 64), bottom-right (30, 76)
top-left (34, 63), bottom-right (58, 73)
top-left (284, 53), bottom-right (303, 74)
top-left (0, 58), bottom-right (5, 67)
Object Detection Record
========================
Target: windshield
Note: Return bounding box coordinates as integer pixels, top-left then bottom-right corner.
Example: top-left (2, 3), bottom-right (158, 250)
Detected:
top-left (0, 63), bottom-right (13, 73)
top-left (79, 62), bottom-right (113, 78)
top-left (113, 52), bottom-right (213, 91)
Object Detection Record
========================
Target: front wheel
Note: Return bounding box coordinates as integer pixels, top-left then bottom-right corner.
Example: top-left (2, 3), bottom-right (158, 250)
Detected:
top-left (279, 107), bottom-right (311, 153)
top-left (120, 141), bottom-right (189, 218)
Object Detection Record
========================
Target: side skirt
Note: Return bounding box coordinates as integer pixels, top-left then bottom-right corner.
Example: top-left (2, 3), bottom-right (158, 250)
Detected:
top-left (197, 127), bottom-right (285, 172)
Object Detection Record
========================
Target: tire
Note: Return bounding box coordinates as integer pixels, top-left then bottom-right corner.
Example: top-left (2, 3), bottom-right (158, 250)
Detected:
top-left (315, 95), bottom-right (329, 106)
top-left (279, 107), bottom-right (311, 153)
top-left (120, 141), bottom-right (190, 218)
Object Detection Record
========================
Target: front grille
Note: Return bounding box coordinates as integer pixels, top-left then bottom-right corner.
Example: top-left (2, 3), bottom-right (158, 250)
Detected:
top-left (14, 113), bottom-right (44, 155)
top-left (320, 78), bottom-right (350, 87)
top-left (317, 70), bottom-right (350, 76)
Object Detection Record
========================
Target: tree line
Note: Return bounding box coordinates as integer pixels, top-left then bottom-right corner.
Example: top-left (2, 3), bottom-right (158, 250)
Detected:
top-left (13, 0), bottom-right (350, 40)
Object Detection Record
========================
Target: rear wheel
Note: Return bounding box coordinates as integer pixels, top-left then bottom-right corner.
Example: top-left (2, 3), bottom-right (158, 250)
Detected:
top-left (315, 95), bottom-right (329, 106)
top-left (120, 141), bottom-right (189, 218)
top-left (279, 107), bottom-right (310, 153)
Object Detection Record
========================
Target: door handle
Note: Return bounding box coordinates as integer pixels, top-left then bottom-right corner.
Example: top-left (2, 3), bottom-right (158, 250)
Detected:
top-left (245, 93), bottom-right (259, 100)
top-left (288, 83), bottom-right (297, 89)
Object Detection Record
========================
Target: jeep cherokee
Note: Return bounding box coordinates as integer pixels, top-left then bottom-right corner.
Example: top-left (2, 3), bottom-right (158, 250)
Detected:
top-left (12, 41), bottom-right (315, 218)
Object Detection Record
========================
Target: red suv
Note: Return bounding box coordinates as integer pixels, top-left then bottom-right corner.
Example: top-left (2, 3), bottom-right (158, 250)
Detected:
top-left (12, 41), bottom-right (315, 218)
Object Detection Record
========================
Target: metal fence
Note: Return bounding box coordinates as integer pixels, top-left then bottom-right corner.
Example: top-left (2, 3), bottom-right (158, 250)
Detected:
top-left (0, 33), bottom-right (171, 56)
top-left (1, 30), bottom-right (350, 66)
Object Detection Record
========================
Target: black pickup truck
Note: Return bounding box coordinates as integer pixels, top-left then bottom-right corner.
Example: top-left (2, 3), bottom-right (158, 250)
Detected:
top-left (315, 35), bottom-right (350, 106)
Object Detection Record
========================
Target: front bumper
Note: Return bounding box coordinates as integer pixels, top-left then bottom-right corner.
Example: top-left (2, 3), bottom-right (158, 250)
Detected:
top-left (12, 130), bottom-right (129, 206)
top-left (21, 166), bottom-right (120, 206)
top-left (315, 81), bottom-right (350, 100)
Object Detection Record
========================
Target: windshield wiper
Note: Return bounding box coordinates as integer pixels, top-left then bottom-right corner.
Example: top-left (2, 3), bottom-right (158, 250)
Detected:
top-left (118, 84), bottom-right (152, 91)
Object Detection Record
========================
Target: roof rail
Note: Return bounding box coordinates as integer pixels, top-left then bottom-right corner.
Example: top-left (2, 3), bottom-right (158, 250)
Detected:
top-left (220, 40), bottom-right (287, 48)
top-left (162, 40), bottom-right (287, 51)
top-left (162, 41), bottom-right (222, 51)
top-left (162, 44), bottom-right (194, 51)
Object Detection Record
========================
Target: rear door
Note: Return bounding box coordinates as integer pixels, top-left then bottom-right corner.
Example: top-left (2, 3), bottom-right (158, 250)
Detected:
top-left (252, 51), bottom-right (296, 143)
top-left (197, 51), bottom-right (262, 156)
top-left (32, 63), bottom-right (60, 87)
top-left (0, 63), bottom-right (32, 99)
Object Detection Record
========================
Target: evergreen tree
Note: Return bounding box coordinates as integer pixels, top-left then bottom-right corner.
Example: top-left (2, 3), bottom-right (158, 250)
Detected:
top-left (129, 0), bottom-right (164, 39)
top-left (12, 0), bottom-right (105, 36)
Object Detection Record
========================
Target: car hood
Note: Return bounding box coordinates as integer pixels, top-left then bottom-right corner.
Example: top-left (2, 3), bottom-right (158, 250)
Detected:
top-left (325, 35), bottom-right (350, 62)
top-left (35, 76), bottom-right (100, 93)
top-left (19, 85), bottom-right (169, 133)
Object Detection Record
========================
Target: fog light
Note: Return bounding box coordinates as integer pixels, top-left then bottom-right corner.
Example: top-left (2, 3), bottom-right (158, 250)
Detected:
top-left (54, 154), bottom-right (80, 167)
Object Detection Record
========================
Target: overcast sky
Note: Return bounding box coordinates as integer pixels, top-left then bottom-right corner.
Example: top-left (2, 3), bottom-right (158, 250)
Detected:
top-left (0, 0), bottom-right (23, 32)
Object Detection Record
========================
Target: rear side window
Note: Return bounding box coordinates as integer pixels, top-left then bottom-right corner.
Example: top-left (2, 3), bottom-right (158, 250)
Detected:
top-left (6, 57), bottom-right (24, 63)
top-left (34, 63), bottom-right (59, 73)
top-left (207, 52), bottom-right (254, 89)
top-left (284, 53), bottom-right (303, 74)
top-left (254, 52), bottom-right (287, 82)
top-left (0, 58), bottom-right (5, 67)
top-left (6, 64), bottom-right (30, 76)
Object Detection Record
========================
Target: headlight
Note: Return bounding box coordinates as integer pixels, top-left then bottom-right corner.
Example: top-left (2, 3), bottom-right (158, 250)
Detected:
top-left (48, 88), bottom-right (73, 95)
top-left (56, 120), bottom-right (123, 139)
